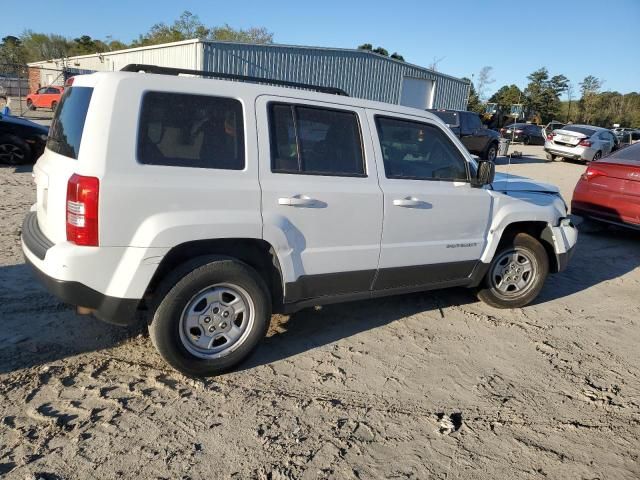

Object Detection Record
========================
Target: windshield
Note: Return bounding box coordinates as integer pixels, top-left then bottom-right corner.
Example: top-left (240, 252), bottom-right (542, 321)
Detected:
top-left (430, 111), bottom-right (459, 127)
top-left (47, 86), bottom-right (93, 159)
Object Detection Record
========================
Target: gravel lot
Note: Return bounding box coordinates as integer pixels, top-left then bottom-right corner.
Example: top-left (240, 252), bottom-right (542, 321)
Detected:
top-left (1, 145), bottom-right (639, 479)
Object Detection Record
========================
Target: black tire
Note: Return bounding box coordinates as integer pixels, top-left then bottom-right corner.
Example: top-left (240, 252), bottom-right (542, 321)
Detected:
top-left (524, 135), bottom-right (531, 145)
top-left (591, 151), bottom-right (602, 162)
top-left (149, 256), bottom-right (271, 377)
top-left (0, 135), bottom-right (32, 165)
top-left (483, 142), bottom-right (498, 161)
top-left (476, 233), bottom-right (549, 309)
top-left (26, 99), bottom-right (35, 111)
top-left (51, 101), bottom-right (58, 111)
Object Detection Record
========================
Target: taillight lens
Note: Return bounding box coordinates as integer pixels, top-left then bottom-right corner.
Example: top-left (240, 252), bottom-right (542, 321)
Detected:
top-left (579, 139), bottom-right (592, 147)
top-left (66, 174), bottom-right (99, 246)
top-left (547, 133), bottom-right (555, 140)
top-left (583, 166), bottom-right (607, 181)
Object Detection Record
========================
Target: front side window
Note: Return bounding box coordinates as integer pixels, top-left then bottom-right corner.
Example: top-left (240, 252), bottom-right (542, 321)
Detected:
top-left (137, 91), bottom-right (245, 170)
top-left (47, 86), bottom-right (93, 159)
top-left (376, 116), bottom-right (468, 181)
top-left (269, 103), bottom-right (365, 176)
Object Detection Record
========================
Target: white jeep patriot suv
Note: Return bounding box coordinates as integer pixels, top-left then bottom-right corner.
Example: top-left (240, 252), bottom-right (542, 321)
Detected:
top-left (22, 65), bottom-right (577, 377)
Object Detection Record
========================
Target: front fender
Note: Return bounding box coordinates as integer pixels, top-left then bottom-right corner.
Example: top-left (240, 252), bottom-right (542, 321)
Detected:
top-left (481, 191), bottom-right (567, 263)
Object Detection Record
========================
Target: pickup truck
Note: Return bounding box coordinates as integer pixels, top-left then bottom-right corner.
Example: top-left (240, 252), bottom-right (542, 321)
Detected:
top-left (428, 109), bottom-right (500, 161)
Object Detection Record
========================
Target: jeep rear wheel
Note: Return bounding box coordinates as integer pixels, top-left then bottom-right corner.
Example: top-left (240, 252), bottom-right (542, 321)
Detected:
top-left (149, 257), bottom-right (271, 377)
top-left (476, 233), bottom-right (549, 308)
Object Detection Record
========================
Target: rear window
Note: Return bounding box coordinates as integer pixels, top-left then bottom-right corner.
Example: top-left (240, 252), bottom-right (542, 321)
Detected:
top-left (430, 110), bottom-right (459, 127)
top-left (47, 86), bottom-right (93, 159)
top-left (562, 126), bottom-right (597, 137)
top-left (137, 91), bottom-right (245, 170)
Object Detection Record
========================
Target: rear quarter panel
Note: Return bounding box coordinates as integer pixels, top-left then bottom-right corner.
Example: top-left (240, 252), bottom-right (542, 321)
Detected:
top-left (93, 75), bottom-right (262, 248)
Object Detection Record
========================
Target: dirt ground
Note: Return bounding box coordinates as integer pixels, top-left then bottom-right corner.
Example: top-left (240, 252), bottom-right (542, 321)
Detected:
top-left (1, 145), bottom-right (639, 479)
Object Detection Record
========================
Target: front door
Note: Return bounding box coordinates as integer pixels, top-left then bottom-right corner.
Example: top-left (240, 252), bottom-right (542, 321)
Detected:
top-left (368, 110), bottom-right (493, 290)
top-left (256, 96), bottom-right (383, 302)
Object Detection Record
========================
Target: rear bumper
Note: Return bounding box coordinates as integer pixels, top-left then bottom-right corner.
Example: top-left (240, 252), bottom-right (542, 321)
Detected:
top-left (24, 253), bottom-right (140, 325)
top-left (544, 144), bottom-right (593, 161)
top-left (21, 212), bottom-right (142, 326)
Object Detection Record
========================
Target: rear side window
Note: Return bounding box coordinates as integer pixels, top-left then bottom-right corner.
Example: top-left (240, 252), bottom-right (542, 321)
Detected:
top-left (137, 92), bottom-right (245, 170)
top-left (376, 116), bottom-right (468, 181)
top-left (47, 86), bottom-right (93, 159)
top-left (430, 110), bottom-right (459, 127)
top-left (269, 103), bottom-right (365, 176)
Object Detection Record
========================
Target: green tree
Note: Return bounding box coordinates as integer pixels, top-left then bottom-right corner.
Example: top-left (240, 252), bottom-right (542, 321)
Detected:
top-left (69, 35), bottom-right (111, 56)
top-left (21, 31), bottom-right (71, 62)
top-left (132, 11), bottom-right (273, 46)
top-left (577, 75), bottom-right (603, 124)
top-left (357, 43), bottom-right (404, 61)
top-left (0, 35), bottom-right (27, 66)
top-left (488, 84), bottom-right (523, 107)
top-left (462, 77), bottom-right (483, 113)
top-left (210, 25), bottom-right (273, 43)
top-left (523, 67), bottom-right (567, 123)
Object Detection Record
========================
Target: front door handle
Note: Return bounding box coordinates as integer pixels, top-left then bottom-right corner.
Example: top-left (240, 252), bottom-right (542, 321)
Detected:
top-left (393, 197), bottom-right (430, 208)
top-left (278, 195), bottom-right (318, 207)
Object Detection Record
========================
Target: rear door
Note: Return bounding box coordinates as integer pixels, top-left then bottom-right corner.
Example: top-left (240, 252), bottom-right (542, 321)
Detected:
top-left (256, 96), bottom-right (383, 302)
top-left (33, 87), bottom-right (48, 107)
top-left (368, 110), bottom-right (492, 290)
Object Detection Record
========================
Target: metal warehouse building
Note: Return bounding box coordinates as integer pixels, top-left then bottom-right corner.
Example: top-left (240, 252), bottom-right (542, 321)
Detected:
top-left (28, 39), bottom-right (470, 110)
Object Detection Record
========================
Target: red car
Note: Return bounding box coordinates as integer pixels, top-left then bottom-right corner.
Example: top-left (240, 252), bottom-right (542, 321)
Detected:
top-left (26, 86), bottom-right (64, 111)
top-left (572, 142), bottom-right (640, 229)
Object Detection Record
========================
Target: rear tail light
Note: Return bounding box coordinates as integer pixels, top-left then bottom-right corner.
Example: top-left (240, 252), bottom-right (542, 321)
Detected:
top-left (547, 133), bottom-right (555, 140)
top-left (579, 139), bottom-right (592, 147)
top-left (66, 174), bottom-right (99, 246)
top-left (583, 166), bottom-right (607, 181)
top-left (515, 129), bottom-right (523, 133)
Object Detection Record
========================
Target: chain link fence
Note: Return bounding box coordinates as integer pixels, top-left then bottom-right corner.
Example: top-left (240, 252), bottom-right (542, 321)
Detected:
top-left (0, 63), bottom-right (92, 119)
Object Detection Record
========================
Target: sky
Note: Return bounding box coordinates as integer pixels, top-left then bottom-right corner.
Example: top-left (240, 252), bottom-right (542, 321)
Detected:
top-left (2, 0), bottom-right (639, 98)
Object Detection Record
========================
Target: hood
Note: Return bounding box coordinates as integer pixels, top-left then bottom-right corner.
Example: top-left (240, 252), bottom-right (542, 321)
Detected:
top-left (0, 114), bottom-right (49, 134)
top-left (491, 172), bottom-right (560, 194)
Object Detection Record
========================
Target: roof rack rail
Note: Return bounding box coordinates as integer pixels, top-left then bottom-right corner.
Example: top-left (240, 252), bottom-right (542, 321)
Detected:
top-left (120, 64), bottom-right (349, 96)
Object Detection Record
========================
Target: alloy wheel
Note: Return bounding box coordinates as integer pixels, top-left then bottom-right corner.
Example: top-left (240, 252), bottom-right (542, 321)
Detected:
top-left (178, 283), bottom-right (255, 359)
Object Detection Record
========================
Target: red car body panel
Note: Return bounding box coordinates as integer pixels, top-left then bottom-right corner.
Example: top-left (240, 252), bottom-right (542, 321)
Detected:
top-left (571, 144), bottom-right (640, 228)
top-left (26, 86), bottom-right (64, 109)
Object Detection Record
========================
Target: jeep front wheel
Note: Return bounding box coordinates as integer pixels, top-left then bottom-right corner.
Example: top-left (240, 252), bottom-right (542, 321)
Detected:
top-left (149, 257), bottom-right (271, 377)
top-left (476, 233), bottom-right (549, 308)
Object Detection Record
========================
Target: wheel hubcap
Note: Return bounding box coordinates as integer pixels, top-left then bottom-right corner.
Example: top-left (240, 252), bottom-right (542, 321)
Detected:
top-left (178, 283), bottom-right (254, 359)
top-left (490, 248), bottom-right (537, 297)
top-left (0, 144), bottom-right (25, 164)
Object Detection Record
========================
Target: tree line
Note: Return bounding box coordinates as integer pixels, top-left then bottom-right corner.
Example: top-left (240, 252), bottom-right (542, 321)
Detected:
top-left (0, 11), bottom-right (274, 66)
top-left (465, 66), bottom-right (639, 128)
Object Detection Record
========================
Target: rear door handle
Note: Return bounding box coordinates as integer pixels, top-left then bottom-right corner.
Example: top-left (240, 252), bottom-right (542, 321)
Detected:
top-left (278, 195), bottom-right (318, 207)
top-left (393, 197), bottom-right (429, 208)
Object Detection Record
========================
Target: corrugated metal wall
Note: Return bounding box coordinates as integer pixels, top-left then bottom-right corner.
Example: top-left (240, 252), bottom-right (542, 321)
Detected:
top-left (202, 42), bottom-right (470, 110)
top-left (30, 40), bottom-right (200, 74)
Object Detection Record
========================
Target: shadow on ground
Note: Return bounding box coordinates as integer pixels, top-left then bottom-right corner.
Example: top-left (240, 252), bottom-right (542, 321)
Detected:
top-left (2, 224), bottom-right (638, 375)
top-left (0, 264), bottom-right (142, 375)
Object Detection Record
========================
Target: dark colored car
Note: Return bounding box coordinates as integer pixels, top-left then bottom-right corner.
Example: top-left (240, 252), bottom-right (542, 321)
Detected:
top-left (500, 123), bottom-right (545, 145)
top-left (428, 109), bottom-right (500, 161)
top-left (571, 142), bottom-right (640, 230)
top-left (0, 113), bottom-right (49, 165)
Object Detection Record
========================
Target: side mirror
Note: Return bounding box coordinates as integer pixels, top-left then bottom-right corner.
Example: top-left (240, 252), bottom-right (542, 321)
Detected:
top-left (472, 160), bottom-right (495, 187)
